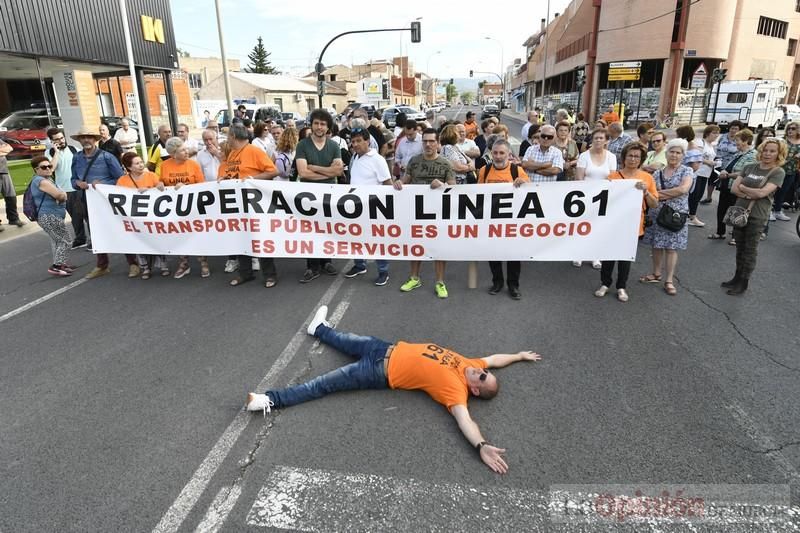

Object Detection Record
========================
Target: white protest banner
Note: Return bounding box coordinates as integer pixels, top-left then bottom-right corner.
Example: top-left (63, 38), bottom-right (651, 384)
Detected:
top-left (85, 180), bottom-right (643, 261)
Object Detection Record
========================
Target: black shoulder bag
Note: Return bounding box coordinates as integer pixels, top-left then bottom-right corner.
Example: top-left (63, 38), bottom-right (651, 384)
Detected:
top-left (654, 170), bottom-right (688, 232)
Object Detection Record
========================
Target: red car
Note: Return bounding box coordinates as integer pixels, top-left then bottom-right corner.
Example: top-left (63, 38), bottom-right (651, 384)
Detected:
top-left (0, 110), bottom-right (61, 159)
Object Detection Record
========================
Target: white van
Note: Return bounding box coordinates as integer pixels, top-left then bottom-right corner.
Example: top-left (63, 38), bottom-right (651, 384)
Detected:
top-left (706, 80), bottom-right (787, 130)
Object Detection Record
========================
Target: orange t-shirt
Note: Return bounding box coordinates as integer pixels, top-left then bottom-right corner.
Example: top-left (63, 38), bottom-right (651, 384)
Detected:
top-left (159, 158), bottom-right (204, 187)
top-left (387, 342), bottom-right (487, 409)
top-left (602, 111), bottom-right (620, 124)
top-left (478, 163), bottom-right (529, 184)
top-left (464, 121), bottom-right (478, 140)
top-left (117, 171), bottom-right (160, 189)
top-left (217, 144), bottom-right (276, 180)
top-left (609, 169), bottom-right (658, 236)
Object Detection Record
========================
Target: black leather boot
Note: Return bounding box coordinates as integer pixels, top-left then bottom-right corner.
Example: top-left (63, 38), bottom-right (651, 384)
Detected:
top-left (726, 278), bottom-right (749, 295)
top-left (721, 270), bottom-right (742, 288)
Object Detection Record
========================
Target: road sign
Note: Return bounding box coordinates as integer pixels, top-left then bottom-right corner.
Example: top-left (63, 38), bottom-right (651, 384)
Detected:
top-left (608, 74), bottom-right (640, 81)
top-left (610, 61), bottom-right (642, 69)
top-left (609, 61), bottom-right (641, 82)
top-left (690, 62), bottom-right (707, 89)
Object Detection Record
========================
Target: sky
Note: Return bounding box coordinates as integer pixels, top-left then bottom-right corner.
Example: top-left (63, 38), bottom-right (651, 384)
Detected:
top-left (171, 0), bottom-right (572, 80)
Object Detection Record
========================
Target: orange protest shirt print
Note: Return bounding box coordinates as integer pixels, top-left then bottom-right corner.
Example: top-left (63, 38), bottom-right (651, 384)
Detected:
top-left (159, 158), bottom-right (204, 187)
top-left (217, 145), bottom-right (275, 180)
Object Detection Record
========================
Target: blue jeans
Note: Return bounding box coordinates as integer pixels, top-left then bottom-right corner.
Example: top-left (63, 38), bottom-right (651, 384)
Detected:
top-left (354, 258), bottom-right (388, 274)
top-left (266, 325), bottom-right (391, 408)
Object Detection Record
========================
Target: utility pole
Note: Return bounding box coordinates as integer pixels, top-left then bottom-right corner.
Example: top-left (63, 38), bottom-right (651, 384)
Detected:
top-left (214, 0), bottom-right (234, 124)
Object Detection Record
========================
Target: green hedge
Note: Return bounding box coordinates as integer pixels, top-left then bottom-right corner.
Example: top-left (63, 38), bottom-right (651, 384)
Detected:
top-left (8, 160), bottom-right (32, 195)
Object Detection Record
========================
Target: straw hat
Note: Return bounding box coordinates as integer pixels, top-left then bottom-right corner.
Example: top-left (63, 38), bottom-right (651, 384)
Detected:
top-left (70, 125), bottom-right (102, 141)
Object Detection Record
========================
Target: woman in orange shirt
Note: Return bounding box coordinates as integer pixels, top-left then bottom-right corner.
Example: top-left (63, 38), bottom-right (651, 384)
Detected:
top-left (595, 142), bottom-right (658, 302)
top-left (160, 137), bottom-right (210, 279)
top-left (158, 138), bottom-right (204, 188)
top-left (118, 152), bottom-right (167, 280)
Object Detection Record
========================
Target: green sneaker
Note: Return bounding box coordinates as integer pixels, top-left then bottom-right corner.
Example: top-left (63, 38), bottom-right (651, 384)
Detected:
top-left (400, 277), bottom-right (422, 292)
top-left (435, 281), bottom-right (448, 299)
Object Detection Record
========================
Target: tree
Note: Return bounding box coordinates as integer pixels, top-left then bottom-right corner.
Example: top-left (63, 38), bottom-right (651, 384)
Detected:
top-left (245, 36), bottom-right (279, 74)
top-left (176, 48), bottom-right (191, 58)
top-left (460, 91), bottom-right (475, 104)
top-left (478, 81), bottom-right (485, 89)
top-left (446, 84), bottom-right (458, 102)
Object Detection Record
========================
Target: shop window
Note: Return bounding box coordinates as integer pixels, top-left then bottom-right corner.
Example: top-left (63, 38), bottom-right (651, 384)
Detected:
top-left (188, 73), bottom-right (202, 89)
top-left (757, 16), bottom-right (788, 39)
top-left (727, 93), bottom-right (748, 104)
top-left (789, 39), bottom-right (797, 56)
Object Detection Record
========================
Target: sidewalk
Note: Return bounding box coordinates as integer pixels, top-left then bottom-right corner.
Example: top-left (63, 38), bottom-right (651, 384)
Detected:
top-left (0, 195), bottom-right (40, 243)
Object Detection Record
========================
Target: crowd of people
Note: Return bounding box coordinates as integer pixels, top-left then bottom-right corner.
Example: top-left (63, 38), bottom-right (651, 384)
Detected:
top-left (12, 104), bottom-right (797, 300)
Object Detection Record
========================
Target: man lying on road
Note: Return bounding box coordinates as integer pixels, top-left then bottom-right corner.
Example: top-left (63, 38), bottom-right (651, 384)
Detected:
top-left (246, 306), bottom-right (542, 474)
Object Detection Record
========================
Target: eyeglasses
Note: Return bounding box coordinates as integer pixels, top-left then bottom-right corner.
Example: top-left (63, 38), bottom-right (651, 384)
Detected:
top-left (37, 164), bottom-right (53, 170)
top-left (540, 134), bottom-right (554, 140)
top-left (351, 127), bottom-right (365, 134)
top-left (787, 127), bottom-right (797, 131)
top-left (478, 372), bottom-right (488, 382)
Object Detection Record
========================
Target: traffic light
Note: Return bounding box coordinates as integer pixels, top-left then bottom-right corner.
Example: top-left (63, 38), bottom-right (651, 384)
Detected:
top-left (469, 70), bottom-right (473, 78)
top-left (410, 21), bottom-right (421, 43)
top-left (711, 68), bottom-right (727, 83)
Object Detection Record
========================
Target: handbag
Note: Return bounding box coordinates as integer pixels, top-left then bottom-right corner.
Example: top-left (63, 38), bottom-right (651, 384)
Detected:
top-left (723, 203), bottom-right (754, 227)
top-left (722, 167), bottom-right (775, 227)
top-left (654, 170), bottom-right (687, 232)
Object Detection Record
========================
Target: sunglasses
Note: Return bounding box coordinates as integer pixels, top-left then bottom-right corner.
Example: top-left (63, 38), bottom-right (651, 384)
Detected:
top-left (38, 164), bottom-right (53, 169)
top-left (540, 134), bottom-right (554, 140)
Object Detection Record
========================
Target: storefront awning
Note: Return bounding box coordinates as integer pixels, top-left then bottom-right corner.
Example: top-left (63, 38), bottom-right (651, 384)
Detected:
top-left (511, 88), bottom-right (525, 99)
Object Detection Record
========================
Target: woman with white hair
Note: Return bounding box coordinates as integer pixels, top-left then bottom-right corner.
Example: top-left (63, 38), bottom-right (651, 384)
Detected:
top-left (158, 136), bottom-right (208, 279)
top-left (639, 138), bottom-right (693, 296)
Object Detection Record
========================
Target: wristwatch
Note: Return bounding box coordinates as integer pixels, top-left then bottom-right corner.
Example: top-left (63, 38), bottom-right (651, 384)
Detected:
top-left (476, 441), bottom-right (488, 453)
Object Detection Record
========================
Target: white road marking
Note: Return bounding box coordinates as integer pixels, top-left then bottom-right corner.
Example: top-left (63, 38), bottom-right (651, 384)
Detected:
top-left (246, 465), bottom-right (545, 531)
top-left (152, 275), bottom-right (350, 533)
top-left (245, 467), bottom-right (798, 531)
top-left (193, 292), bottom-right (355, 533)
top-left (0, 278), bottom-right (88, 324)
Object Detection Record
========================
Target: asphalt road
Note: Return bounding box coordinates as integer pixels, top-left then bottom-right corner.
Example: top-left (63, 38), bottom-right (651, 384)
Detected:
top-left (2, 129), bottom-right (800, 531)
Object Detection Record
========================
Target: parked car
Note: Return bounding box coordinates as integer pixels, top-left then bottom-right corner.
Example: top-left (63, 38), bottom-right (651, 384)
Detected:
top-left (281, 112), bottom-right (306, 128)
top-left (380, 105), bottom-right (426, 128)
top-left (0, 109), bottom-right (61, 159)
top-left (481, 104), bottom-right (500, 119)
top-left (343, 102), bottom-right (377, 119)
top-left (100, 116), bottom-right (139, 137)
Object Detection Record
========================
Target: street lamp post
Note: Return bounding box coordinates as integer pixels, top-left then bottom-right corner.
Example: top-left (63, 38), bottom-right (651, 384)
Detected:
top-left (484, 37), bottom-right (504, 109)
top-left (427, 50), bottom-right (441, 106)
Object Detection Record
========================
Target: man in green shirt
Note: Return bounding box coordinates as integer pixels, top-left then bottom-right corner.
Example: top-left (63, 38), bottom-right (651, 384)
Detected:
top-left (393, 128), bottom-right (456, 298)
top-left (295, 109), bottom-right (345, 283)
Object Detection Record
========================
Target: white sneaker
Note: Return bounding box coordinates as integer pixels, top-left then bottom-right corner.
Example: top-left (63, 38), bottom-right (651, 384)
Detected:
top-left (592, 261), bottom-right (602, 270)
top-left (775, 211), bottom-right (791, 221)
top-left (572, 261), bottom-right (582, 267)
top-left (224, 259), bottom-right (238, 273)
top-left (252, 258), bottom-right (261, 271)
top-left (594, 285), bottom-right (609, 297)
top-left (617, 288), bottom-right (629, 302)
top-left (246, 393), bottom-right (274, 418)
top-left (307, 305), bottom-right (330, 336)
top-left (769, 212), bottom-right (776, 221)
top-left (687, 216), bottom-right (705, 227)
